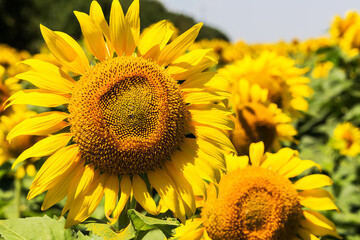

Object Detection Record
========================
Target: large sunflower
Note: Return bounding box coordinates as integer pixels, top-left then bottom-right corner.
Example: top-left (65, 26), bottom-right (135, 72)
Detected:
top-left (174, 142), bottom-right (340, 240)
top-left (219, 51), bottom-right (312, 118)
top-left (7, 0), bottom-right (233, 228)
top-left (228, 79), bottom-right (296, 155)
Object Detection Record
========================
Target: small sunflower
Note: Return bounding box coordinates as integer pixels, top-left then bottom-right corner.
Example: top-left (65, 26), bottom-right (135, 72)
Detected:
top-left (331, 122), bottom-right (360, 157)
top-left (219, 51), bottom-right (312, 118)
top-left (227, 79), bottom-right (297, 155)
top-left (8, 0), bottom-right (233, 228)
top-left (0, 66), bottom-right (23, 114)
top-left (330, 11), bottom-right (360, 40)
top-left (330, 11), bottom-right (360, 57)
top-left (190, 39), bottom-right (231, 64)
top-left (174, 142), bottom-right (340, 240)
top-left (0, 44), bottom-right (30, 77)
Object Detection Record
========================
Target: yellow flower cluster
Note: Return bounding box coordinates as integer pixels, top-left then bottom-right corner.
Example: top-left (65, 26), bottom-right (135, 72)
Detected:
top-left (2, 1), bottom-right (355, 240)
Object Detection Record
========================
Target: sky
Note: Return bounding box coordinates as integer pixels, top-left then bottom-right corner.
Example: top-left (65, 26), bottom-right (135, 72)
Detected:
top-left (159, 0), bottom-right (360, 43)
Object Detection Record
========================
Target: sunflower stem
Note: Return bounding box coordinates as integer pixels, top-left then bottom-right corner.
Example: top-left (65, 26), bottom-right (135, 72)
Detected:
top-left (14, 177), bottom-right (22, 218)
top-left (117, 198), bottom-right (133, 231)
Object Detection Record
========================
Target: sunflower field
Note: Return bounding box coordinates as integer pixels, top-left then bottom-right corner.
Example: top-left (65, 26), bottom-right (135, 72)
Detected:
top-left (1, 0), bottom-right (360, 239)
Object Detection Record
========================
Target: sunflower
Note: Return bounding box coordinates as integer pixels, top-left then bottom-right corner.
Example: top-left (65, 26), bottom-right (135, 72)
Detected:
top-left (189, 39), bottom-right (231, 65)
top-left (330, 11), bottom-right (360, 41)
top-left (0, 66), bottom-right (23, 114)
top-left (311, 61), bottom-right (334, 79)
top-left (331, 122), bottom-right (360, 157)
top-left (226, 78), bottom-right (296, 155)
top-left (0, 44), bottom-right (30, 77)
top-left (219, 51), bottom-right (312, 118)
top-left (7, 0), bottom-right (233, 228)
top-left (330, 11), bottom-right (360, 57)
top-left (174, 142), bottom-right (340, 240)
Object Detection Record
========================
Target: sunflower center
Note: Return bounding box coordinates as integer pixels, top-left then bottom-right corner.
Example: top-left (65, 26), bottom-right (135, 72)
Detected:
top-left (230, 103), bottom-right (276, 155)
top-left (343, 131), bottom-right (355, 149)
top-left (99, 77), bottom-right (159, 139)
top-left (69, 56), bottom-right (189, 175)
top-left (201, 167), bottom-right (301, 240)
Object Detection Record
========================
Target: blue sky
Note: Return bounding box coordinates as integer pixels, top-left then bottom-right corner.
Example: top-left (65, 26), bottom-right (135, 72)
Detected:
top-left (159, 0), bottom-right (360, 43)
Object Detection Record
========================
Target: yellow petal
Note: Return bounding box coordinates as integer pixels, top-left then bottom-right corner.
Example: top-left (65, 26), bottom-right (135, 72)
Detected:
top-left (180, 138), bottom-right (219, 182)
top-left (167, 49), bottom-right (213, 76)
top-left (104, 174), bottom-right (119, 219)
top-left (294, 174), bottom-right (333, 190)
top-left (41, 164), bottom-right (79, 210)
top-left (40, 25), bottom-right (77, 62)
top-left (190, 107), bottom-right (234, 131)
top-left (249, 141), bottom-right (265, 167)
top-left (170, 57), bottom-right (216, 81)
top-left (125, 0), bottom-right (140, 44)
top-left (61, 166), bottom-right (86, 216)
top-left (73, 165), bottom-right (99, 199)
top-left (158, 23), bottom-right (203, 66)
top-left (132, 174), bottom-right (158, 215)
top-left (261, 148), bottom-right (297, 172)
top-left (18, 59), bottom-right (75, 93)
top-left (109, 175), bottom-right (131, 225)
top-left (303, 210), bottom-right (337, 231)
top-left (28, 145), bottom-right (80, 199)
top-left (109, 0), bottom-right (135, 56)
top-left (184, 91), bottom-right (228, 105)
top-left (171, 150), bottom-right (206, 197)
top-left (5, 89), bottom-right (70, 109)
top-left (197, 139), bottom-right (226, 169)
top-left (13, 133), bottom-right (72, 169)
top-left (180, 71), bottom-right (216, 89)
top-left (89, 0), bottom-right (113, 55)
top-left (40, 25), bottom-right (89, 74)
top-left (7, 112), bottom-right (69, 143)
top-left (300, 210), bottom-right (341, 239)
top-left (148, 168), bottom-right (186, 223)
top-left (90, 1), bottom-right (111, 42)
top-left (194, 125), bottom-right (236, 153)
top-left (165, 161), bottom-right (196, 215)
top-left (138, 20), bottom-right (173, 59)
top-left (65, 174), bottom-right (107, 228)
top-left (299, 189), bottom-right (339, 211)
top-left (225, 153), bottom-right (249, 172)
top-left (297, 228), bottom-right (320, 240)
top-left (283, 159), bottom-right (321, 179)
top-left (74, 11), bottom-right (108, 61)
top-left (174, 219), bottom-right (203, 239)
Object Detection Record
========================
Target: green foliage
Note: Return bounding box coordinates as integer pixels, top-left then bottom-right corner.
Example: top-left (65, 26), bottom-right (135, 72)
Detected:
top-left (127, 209), bottom-right (179, 238)
top-left (296, 45), bottom-right (360, 239)
top-left (85, 209), bottom-right (179, 240)
top-left (0, 215), bottom-right (88, 240)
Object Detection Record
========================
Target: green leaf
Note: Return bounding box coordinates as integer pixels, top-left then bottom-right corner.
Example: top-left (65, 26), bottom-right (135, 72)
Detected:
top-left (127, 209), bottom-right (179, 238)
top-left (86, 222), bottom-right (136, 240)
top-left (0, 215), bottom-right (76, 240)
top-left (141, 229), bottom-right (166, 240)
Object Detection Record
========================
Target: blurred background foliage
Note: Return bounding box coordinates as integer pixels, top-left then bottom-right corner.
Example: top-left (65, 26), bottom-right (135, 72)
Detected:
top-left (0, 0), bottom-right (229, 54)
